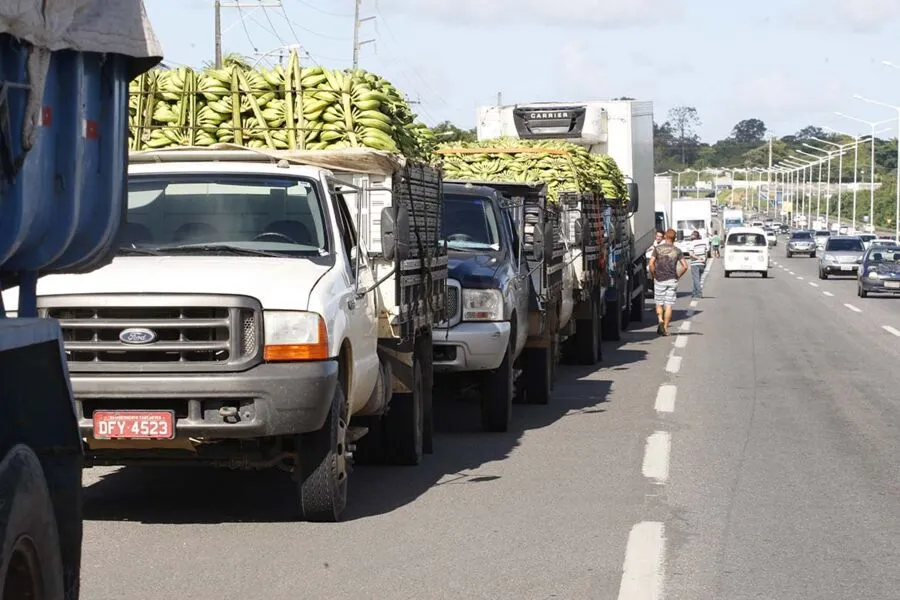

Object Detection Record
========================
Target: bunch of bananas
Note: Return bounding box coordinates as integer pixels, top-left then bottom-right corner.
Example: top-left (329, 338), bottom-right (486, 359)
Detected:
top-left (434, 138), bottom-right (629, 204)
top-left (128, 50), bottom-right (433, 159)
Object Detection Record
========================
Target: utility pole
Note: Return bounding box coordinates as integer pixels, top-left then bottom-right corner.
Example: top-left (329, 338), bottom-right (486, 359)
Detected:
top-left (767, 136), bottom-right (773, 213)
top-left (214, 0), bottom-right (222, 69)
top-left (352, 0), bottom-right (376, 69)
top-left (214, 1), bottom-right (282, 69)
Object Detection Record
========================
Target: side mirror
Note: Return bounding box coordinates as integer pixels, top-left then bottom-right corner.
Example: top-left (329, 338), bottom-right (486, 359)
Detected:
top-left (627, 182), bottom-right (639, 212)
top-left (532, 223), bottom-right (545, 262)
top-left (380, 205), bottom-right (410, 262)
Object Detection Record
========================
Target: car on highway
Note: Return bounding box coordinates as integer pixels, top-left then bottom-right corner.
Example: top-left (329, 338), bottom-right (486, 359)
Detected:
top-left (813, 230), bottom-right (831, 252)
top-left (723, 226), bottom-right (769, 278)
top-left (786, 230), bottom-right (816, 258)
top-left (871, 238), bottom-right (898, 250)
top-left (858, 245), bottom-right (900, 297)
top-left (765, 229), bottom-right (777, 247)
top-left (818, 236), bottom-right (865, 279)
top-left (857, 233), bottom-right (877, 249)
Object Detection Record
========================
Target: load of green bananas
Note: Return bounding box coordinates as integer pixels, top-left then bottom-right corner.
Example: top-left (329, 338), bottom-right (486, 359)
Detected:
top-left (434, 138), bottom-right (629, 204)
top-left (128, 50), bottom-right (436, 159)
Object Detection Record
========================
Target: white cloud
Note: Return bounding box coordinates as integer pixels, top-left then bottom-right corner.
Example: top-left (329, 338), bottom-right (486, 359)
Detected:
top-left (791, 0), bottom-right (900, 32)
top-left (380, 0), bottom-right (681, 28)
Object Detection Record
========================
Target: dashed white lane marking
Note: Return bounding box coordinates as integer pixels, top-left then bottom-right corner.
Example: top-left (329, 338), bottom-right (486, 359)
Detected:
top-left (665, 355), bottom-right (682, 374)
top-left (809, 282), bottom-right (819, 287)
top-left (788, 271), bottom-right (795, 275)
top-left (844, 303), bottom-right (862, 313)
top-left (680, 320), bottom-right (692, 332)
top-left (654, 385), bottom-right (676, 413)
top-left (797, 276), bottom-right (804, 281)
top-left (882, 325), bottom-right (900, 337)
top-left (689, 300), bottom-right (698, 308)
top-left (642, 431), bottom-right (671, 484)
top-left (617, 522), bottom-right (666, 600)
top-left (823, 291), bottom-right (834, 297)
top-left (674, 335), bottom-right (688, 349)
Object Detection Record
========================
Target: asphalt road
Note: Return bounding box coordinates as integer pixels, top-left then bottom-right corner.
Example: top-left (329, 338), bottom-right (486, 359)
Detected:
top-left (79, 242), bottom-right (900, 599)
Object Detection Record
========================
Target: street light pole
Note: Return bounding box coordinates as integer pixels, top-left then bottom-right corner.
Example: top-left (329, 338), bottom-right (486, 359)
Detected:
top-left (835, 112), bottom-right (896, 231)
top-left (854, 92), bottom-right (900, 241)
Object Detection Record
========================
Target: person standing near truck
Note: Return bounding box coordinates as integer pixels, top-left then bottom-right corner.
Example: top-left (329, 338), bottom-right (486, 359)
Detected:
top-left (649, 228), bottom-right (688, 336)
top-left (688, 230), bottom-right (708, 298)
top-left (711, 229), bottom-right (721, 258)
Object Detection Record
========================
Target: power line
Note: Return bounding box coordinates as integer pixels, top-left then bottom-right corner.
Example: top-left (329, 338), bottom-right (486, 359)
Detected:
top-left (214, 0), bottom-right (281, 68)
top-left (292, 0), bottom-right (353, 18)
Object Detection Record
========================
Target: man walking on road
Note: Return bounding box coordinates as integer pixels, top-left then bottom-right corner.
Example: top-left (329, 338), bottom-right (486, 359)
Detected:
top-left (711, 229), bottom-right (721, 258)
top-left (688, 230), bottom-right (708, 298)
top-left (649, 228), bottom-right (688, 336)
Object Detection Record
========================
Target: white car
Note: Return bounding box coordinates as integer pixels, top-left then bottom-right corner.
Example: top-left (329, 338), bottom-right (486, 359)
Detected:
top-left (724, 226), bottom-right (770, 278)
top-left (858, 233), bottom-right (877, 249)
top-left (765, 229), bottom-right (777, 247)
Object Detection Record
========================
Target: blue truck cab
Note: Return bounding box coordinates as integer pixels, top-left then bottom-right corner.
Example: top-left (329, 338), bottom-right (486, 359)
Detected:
top-left (433, 181), bottom-right (563, 432)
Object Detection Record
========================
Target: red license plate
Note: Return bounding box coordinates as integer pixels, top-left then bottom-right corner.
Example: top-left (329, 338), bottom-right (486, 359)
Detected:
top-left (92, 410), bottom-right (175, 440)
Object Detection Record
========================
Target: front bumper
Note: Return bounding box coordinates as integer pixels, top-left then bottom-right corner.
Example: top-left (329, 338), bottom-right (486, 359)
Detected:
top-left (787, 244), bottom-right (816, 254)
top-left (860, 277), bottom-right (900, 293)
top-left (432, 321), bottom-right (511, 373)
top-left (821, 262), bottom-right (860, 275)
top-left (72, 360), bottom-right (338, 439)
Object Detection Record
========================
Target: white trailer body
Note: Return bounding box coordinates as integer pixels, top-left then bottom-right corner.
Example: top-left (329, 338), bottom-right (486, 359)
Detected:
top-left (654, 175), bottom-right (673, 232)
top-left (476, 100), bottom-right (656, 255)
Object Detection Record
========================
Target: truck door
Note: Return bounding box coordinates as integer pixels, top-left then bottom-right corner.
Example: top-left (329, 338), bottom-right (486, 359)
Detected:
top-left (329, 181), bottom-right (379, 412)
top-left (502, 207), bottom-right (529, 356)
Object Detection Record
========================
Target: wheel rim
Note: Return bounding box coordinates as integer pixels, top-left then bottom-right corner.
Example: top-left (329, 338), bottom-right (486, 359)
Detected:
top-left (4, 536), bottom-right (43, 600)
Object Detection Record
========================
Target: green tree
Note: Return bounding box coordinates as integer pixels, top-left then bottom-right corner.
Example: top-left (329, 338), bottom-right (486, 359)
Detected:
top-left (730, 118), bottom-right (767, 143)
top-left (431, 121), bottom-right (476, 143)
top-left (666, 106), bottom-right (702, 166)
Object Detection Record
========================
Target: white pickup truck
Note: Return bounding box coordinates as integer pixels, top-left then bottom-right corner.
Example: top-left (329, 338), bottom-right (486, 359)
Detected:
top-left (1, 146), bottom-right (447, 522)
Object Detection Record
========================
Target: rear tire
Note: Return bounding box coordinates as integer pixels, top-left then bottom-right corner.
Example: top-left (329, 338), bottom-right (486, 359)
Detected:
top-left (383, 355), bottom-right (424, 466)
top-left (572, 296), bottom-right (600, 365)
top-left (762, 271), bottom-right (768, 278)
top-left (0, 445), bottom-right (65, 600)
top-left (724, 270), bottom-right (731, 278)
top-left (601, 297), bottom-right (622, 342)
top-left (481, 342), bottom-right (513, 432)
top-left (297, 381), bottom-right (349, 522)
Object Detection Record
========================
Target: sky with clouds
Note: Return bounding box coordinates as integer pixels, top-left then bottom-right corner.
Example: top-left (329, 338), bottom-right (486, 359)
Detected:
top-left (145, 0), bottom-right (900, 142)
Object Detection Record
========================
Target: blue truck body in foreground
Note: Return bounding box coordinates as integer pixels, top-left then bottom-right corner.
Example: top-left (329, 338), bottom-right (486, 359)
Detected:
top-left (0, 29), bottom-right (158, 598)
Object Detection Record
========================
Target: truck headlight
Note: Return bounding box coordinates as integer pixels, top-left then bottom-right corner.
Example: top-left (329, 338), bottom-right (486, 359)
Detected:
top-left (462, 288), bottom-right (503, 322)
top-left (263, 311), bottom-right (329, 361)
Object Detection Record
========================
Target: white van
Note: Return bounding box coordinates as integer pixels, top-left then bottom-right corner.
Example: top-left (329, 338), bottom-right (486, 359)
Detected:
top-left (724, 226), bottom-right (770, 278)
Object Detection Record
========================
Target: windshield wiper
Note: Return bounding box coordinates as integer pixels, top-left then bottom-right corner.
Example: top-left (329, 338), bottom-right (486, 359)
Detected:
top-left (156, 244), bottom-right (288, 258)
top-left (117, 247), bottom-right (162, 256)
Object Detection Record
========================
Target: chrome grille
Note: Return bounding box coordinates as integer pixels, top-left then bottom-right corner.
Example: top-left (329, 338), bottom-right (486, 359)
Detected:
top-left (39, 294), bottom-right (261, 373)
top-left (438, 279), bottom-right (462, 328)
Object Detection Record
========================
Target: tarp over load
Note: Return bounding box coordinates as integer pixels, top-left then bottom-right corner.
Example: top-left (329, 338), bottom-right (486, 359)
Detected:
top-left (434, 138), bottom-right (629, 204)
top-left (129, 49), bottom-right (435, 160)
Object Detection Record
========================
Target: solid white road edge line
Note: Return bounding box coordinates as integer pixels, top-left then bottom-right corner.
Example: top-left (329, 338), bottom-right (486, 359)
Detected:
top-left (617, 521), bottom-right (666, 600)
top-left (674, 334), bottom-right (688, 349)
top-left (654, 385), bottom-right (676, 413)
top-left (882, 325), bottom-right (900, 337)
top-left (823, 291), bottom-right (834, 297)
top-left (844, 303), bottom-right (862, 313)
top-left (642, 431), bottom-right (671, 483)
top-left (665, 356), bottom-right (682, 374)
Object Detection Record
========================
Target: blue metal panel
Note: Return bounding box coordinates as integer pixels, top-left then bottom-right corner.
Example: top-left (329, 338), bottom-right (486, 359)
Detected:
top-left (0, 34), bottom-right (130, 277)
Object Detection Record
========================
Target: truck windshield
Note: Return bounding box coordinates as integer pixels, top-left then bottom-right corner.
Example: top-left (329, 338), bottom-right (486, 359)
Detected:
top-left (724, 218), bottom-right (742, 228)
top-left (123, 174), bottom-right (328, 255)
top-left (442, 194), bottom-right (501, 250)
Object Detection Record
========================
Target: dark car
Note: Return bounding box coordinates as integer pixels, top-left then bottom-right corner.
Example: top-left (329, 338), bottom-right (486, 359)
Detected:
top-left (786, 230), bottom-right (816, 258)
top-left (858, 246), bottom-right (900, 297)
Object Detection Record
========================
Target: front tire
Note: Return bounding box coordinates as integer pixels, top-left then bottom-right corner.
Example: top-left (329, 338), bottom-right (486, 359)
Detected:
top-left (762, 271), bottom-right (768, 278)
top-left (297, 381), bottom-right (349, 522)
top-left (481, 342), bottom-right (513, 432)
top-left (571, 295), bottom-right (600, 365)
top-left (858, 285), bottom-right (868, 298)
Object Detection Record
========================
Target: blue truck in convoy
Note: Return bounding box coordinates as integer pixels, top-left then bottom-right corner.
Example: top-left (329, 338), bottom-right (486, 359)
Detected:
top-left (0, 3), bottom-right (161, 597)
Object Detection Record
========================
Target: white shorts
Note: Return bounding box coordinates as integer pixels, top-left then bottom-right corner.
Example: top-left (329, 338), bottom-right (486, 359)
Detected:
top-left (654, 279), bottom-right (678, 306)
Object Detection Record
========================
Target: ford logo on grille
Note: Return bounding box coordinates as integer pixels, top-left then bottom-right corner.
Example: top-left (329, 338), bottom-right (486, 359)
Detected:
top-left (119, 328), bottom-right (158, 345)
